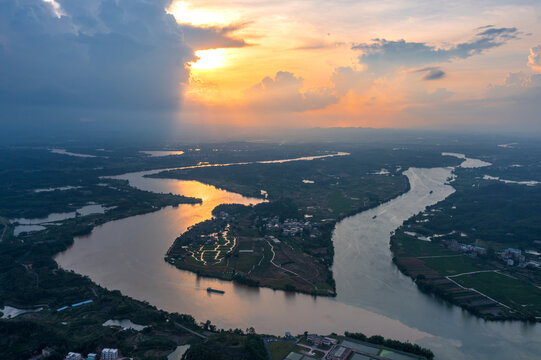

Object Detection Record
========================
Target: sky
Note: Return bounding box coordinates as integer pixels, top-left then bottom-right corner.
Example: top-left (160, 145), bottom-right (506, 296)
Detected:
top-left (1, 0), bottom-right (540, 139)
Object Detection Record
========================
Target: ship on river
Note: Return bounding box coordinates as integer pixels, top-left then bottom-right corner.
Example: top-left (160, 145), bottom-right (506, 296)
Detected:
top-left (207, 287), bottom-right (225, 294)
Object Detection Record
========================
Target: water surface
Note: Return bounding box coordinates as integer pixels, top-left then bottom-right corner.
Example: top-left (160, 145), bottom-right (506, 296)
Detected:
top-left (55, 157), bottom-right (541, 359)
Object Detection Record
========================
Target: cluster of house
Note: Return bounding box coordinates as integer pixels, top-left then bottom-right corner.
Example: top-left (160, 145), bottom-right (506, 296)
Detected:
top-left (281, 332), bottom-right (428, 360)
top-left (199, 232), bottom-right (220, 245)
top-left (217, 211), bottom-right (231, 220)
top-left (501, 248), bottom-right (526, 266)
top-left (257, 216), bottom-right (313, 237)
top-left (446, 240), bottom-right (487, 256)
top-left (307, 334), bottom-right (337, 347)
top-left (445, 240), bottom-right (540, 269)
top-left (306, 335), bottom-right (353, 360)
top-left (500, 248), bottom-right (540, 268)
top-left (65, 348), bottom-right (119, 360)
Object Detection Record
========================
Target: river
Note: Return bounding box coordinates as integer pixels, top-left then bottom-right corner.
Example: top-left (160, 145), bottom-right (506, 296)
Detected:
top-left (54, 155), bottom-right (541, 359)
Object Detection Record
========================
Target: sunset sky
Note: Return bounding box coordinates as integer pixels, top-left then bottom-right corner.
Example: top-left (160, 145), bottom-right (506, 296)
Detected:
top-left (1, 0), bottom-right (541, 137)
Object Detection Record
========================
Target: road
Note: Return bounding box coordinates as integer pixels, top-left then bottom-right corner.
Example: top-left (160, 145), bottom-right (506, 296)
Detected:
top-left (265, 240), bottom-right (317, 289)
top-left (447, 269), bottom-right (500, 278)
top-left (173, 321), bottom-right (207, 339)
top-left (417, 254), bottom-right (463, 259)
top-left (445, 272), bottom-right (512, 310)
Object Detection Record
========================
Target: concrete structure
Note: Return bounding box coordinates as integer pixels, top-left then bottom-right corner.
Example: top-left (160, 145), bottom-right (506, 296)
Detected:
top-left (71, 299), bottom-right (93, 307)
top-left (268, 235), bottom-right (281, 244)
top-left (65, 353), bottom-right (82, 360)
top-left (326, 345), bottom-right (353, 360)
top-left (41, 347), bottom-right (54, 357)
top-left (307, 334), bottom-right (337, 346)
top-left (472, 246), bottom-right (486, 255)
top-left (101, 348), bottom-right (119, 360)
top-left (501, 248), bottom-right (526, 266)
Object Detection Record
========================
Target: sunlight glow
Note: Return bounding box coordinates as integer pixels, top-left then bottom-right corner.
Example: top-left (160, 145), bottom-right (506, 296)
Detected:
top-left (167, 1), bottom-right (232, 26)
top-left (190, 49), bottom-right (227, 70)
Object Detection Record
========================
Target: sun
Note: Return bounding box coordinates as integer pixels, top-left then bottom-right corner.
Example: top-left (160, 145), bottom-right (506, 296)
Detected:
top-left (167, 1), bottom-right (232, 27)
top-left (189, 49), bottom-right (227, 70)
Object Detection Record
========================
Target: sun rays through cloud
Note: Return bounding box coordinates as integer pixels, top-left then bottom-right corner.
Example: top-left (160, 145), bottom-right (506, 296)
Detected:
top-left (190, 49), bottom-right (227, 70)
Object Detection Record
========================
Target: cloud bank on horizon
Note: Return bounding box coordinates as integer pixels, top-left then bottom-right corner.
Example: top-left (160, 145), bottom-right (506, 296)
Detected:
top-left (1, 0), bottom-right (541, 137)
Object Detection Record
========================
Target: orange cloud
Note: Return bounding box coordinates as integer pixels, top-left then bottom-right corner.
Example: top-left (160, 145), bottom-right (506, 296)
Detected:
top-left (528, 46), bottom-right (541, 73)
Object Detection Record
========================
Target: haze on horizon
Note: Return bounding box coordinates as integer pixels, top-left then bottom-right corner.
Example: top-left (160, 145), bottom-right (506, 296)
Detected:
top-left (1, 0), bottom-right (541, 141)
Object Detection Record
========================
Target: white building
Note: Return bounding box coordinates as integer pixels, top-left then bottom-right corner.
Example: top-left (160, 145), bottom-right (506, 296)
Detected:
top-left (101, 348), bottom-right (119, 360)
top-left (65, 353), bottom-right (82, 360)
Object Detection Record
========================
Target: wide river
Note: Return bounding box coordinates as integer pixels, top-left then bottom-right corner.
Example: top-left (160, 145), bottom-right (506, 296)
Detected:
top-left (55, 156), bottom-right (541, 359)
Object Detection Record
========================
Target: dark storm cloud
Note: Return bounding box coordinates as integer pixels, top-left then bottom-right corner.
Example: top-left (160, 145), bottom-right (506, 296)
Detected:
top-left (353, 27), bottom-right (519, 72)
top-left (0, 0), bottom-right (248, 138)
top-left (0, 0), bottom-right (192, 113)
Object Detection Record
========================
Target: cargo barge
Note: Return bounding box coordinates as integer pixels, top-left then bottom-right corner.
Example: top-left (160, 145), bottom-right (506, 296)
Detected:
top-left (207, 287), bottom-right (225, 294)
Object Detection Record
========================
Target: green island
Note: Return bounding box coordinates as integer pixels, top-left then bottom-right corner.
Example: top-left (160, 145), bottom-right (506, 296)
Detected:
top-left (166, 202), bottom-right (338, 296)
top-left (391, 144), bottom-right (541, 321)
top-left (154, 144), bottom-right (457, 296)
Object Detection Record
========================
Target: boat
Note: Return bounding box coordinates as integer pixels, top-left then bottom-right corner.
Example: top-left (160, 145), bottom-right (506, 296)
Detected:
top-left (207, 287), bottom-right (225, 294)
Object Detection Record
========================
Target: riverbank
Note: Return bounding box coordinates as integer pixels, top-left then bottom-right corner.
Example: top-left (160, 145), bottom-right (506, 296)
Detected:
top-left (390, 154), bottom-right (541, 322)
top-left (391, 212), bottom-right (541, 322)
top-left (54, 148), bottom-right (541, 359)
top-left (151, 153), bottom-right (412, 297)
top-left (0, 185), bottom-right (205, 358)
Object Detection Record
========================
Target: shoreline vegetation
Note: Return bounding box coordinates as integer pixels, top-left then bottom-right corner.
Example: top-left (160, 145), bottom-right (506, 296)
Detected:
top-left (390, 164), bottom-right (541, 322)
top-left (155, 153), bottom-right (413, 297)
top-left (0, 144), bottom-right (437, 358)
top-left (0, 183), bottom-right (206, 359)
top-left (7, 140), bottom-right (539, 357)
top-left (343, 332), bottom-right (434, 360)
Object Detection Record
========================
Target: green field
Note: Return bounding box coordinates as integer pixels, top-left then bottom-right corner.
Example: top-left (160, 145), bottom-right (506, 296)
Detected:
top-left (315, 282), bottom-right (332, 290)
top-left (422, 255), bottom-right (494, 275)
top-left (327, 190), bottom-right (356, 215)
top-left (392, 233), bottom-right (455, 257)
top-left (268, 341), bottom-right (295, 360)
top-left (235, 253), bottom-right (261, 273)
top-left (454, 272), bottom-right (541, 316)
